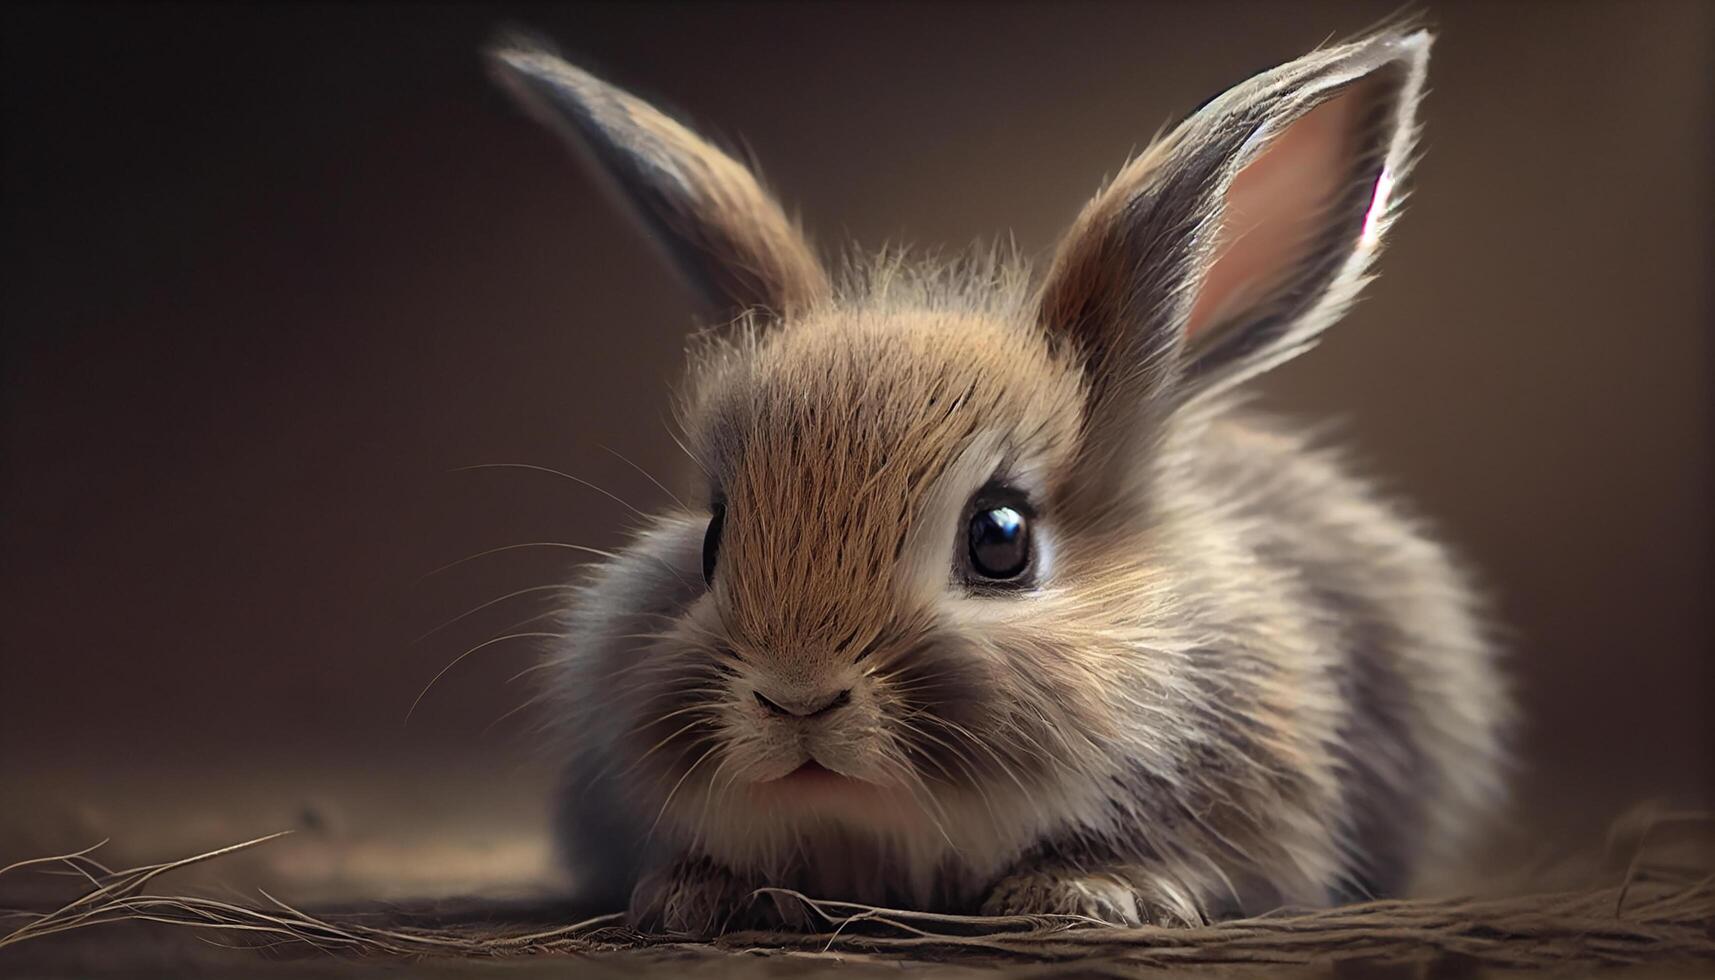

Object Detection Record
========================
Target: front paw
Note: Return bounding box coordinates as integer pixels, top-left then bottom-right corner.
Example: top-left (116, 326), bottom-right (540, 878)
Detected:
top-left (981, 868), bottom-right (1204, 927)
top-left (630, 857), bottom-right (818, 936)
top-left (630, 857), bottom-right (754, 935)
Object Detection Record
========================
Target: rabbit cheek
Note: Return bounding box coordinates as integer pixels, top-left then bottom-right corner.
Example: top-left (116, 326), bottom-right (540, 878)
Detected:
top-left (605, 611), bottom-right (740, 787)
top-left (872, 636), bottom-right (1009, 786)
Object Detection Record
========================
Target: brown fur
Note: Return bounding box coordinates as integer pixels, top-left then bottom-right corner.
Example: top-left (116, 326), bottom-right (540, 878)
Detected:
top-left (490, 27), bottom-right (1510, 933)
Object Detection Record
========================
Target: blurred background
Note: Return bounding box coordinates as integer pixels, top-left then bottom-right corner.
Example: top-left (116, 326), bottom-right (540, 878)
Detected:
top-left (2, 1), bottom-right (1709, 902)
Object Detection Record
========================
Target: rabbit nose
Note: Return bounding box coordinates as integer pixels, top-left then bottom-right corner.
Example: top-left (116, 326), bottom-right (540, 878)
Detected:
top-left (754, 688), bottom-right (851, 719)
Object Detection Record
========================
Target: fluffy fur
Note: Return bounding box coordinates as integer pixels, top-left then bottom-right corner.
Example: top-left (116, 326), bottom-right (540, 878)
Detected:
top-left (488, 28), bottom-right (1510, 934)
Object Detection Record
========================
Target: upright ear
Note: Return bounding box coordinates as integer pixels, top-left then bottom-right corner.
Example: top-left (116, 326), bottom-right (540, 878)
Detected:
top-left (487, 36), bottom-right (831, 322)
top-left (1036, 31), bottom-right (1429, 505)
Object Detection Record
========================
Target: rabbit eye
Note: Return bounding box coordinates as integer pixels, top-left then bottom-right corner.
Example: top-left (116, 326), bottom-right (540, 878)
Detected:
top-left (702, 499), bottom-right (725, 586)
top-left (963, 484), bottom-right (1034, 586)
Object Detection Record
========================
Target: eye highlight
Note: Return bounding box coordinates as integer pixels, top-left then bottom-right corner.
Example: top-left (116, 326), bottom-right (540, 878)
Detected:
top-left (702, 498), bottom-right (725, 586)
top-left (961, 483), bottom-right (1035, 587)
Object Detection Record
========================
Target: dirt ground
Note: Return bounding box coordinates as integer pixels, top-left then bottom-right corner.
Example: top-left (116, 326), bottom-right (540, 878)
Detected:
top-left (3, 763), bottom-right (1711, 978)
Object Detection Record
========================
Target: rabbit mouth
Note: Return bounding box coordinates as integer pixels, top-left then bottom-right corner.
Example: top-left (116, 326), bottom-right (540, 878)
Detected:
top-left (773, 760), bottom-right (845, 784)
top-left (754, 759), bottom-right (882, 798)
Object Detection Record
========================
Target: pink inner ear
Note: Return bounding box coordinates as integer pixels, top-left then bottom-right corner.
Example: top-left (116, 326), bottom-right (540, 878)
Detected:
top-left (1184, 84), bottom-right (1372, 339)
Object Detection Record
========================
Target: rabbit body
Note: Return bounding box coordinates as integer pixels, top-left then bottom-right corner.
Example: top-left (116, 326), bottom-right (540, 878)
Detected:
top-left (491, 28), bottom-right (1510, 931)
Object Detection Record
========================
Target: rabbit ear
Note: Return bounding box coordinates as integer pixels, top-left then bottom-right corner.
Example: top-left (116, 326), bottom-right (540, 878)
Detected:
top-left (1036, 31), bottom-right (1428, 504)
top-left (488, 37), bottom-right (831, 322)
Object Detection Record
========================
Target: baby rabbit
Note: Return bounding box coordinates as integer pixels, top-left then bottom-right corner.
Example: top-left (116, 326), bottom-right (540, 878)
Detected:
top-left (488, 27), bottom-right (1509, 932)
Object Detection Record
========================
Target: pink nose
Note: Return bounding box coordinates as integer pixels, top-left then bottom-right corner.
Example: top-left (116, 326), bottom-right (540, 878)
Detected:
top-left (753, 688), bottom-right (851, 719)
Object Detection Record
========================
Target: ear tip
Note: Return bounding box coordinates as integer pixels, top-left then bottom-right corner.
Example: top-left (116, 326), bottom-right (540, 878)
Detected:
top-left (484, 21), bottom-right (561, 59)
top-left (483, 22), bottom-right (548, 69)
top-left (1327, 27), bottom-right (1432, 86)
top-left (1371, 27), bottom-right (1434, 65)
top-left (1392, 28), bottom-right (1435, 57)
top-left (482, 25), bottom-right (603, 96)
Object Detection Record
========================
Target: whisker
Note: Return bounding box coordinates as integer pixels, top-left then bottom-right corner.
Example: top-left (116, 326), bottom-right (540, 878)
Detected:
top-left (480, 694), bottom-right (544, 738)
top-left (601, 692), bottom-right (729, 746)
top-left (646, 741), bottom-right (721, 842)
top-left (692, 754), bottom-right (739, 849)
top-left (935, 715), bottom-right (1037, 801)
top-left (451, 462), bottom-right (651, 521)
top-left (411, 584), bottom-right (574, 645)
top-left (879, 744), bottom-right (960, 851)
top-left (505, 661), bottom-right (558, 684)
top-left (887, 719), bottom-right (964, 788)
top-left (599, 444), bottom-right (687, 510)
top-left (623, 717), bottom-right (718, 775)
top-left (894, 715), bottom-right (1006, 832)
top-left (660, 415), bottom-right (711, 481)
top-left (419, 542), bottom-right (619, 582)
top-left (405, 631), bottom-right (561, 725)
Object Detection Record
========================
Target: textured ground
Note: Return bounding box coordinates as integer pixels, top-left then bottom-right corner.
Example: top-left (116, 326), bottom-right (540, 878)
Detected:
top-left (3, 779), bottom-right (1711, 979)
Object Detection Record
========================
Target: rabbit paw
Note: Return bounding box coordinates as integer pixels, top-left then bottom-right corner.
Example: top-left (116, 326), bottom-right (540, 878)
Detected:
top-left (630, 857), bottom-right (818, 935)
top-left (631, 857), bottom-right (752, 935)
top-left (981, 868), bottom-right (1204, 927)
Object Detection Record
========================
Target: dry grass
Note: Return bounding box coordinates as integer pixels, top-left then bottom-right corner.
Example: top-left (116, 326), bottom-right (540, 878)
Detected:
top-left (3, 810), bottom-right (1712, 974)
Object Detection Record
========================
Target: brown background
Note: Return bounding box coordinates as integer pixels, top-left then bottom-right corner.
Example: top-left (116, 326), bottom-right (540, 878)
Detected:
top-left (2, 1), bottom-right (1709, 895)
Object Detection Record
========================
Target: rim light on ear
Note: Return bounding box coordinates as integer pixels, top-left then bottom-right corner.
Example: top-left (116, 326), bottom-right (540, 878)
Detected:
top-left (1361, 168), bottom-right (1395, 249)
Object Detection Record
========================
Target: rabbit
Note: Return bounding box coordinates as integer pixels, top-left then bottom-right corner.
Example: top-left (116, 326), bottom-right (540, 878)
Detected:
top-left (486, 26), bottom-right (1510, 933)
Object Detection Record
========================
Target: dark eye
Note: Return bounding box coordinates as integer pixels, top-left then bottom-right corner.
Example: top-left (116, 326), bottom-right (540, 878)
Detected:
top-left (702, 499), bottom-right (725, 586)
top-left (966, 501), bottom-right (1032, 583)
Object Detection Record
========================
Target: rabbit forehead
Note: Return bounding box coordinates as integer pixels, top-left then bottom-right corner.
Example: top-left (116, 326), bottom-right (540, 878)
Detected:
top-left (701, 309), bottom-right (1082, 655)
